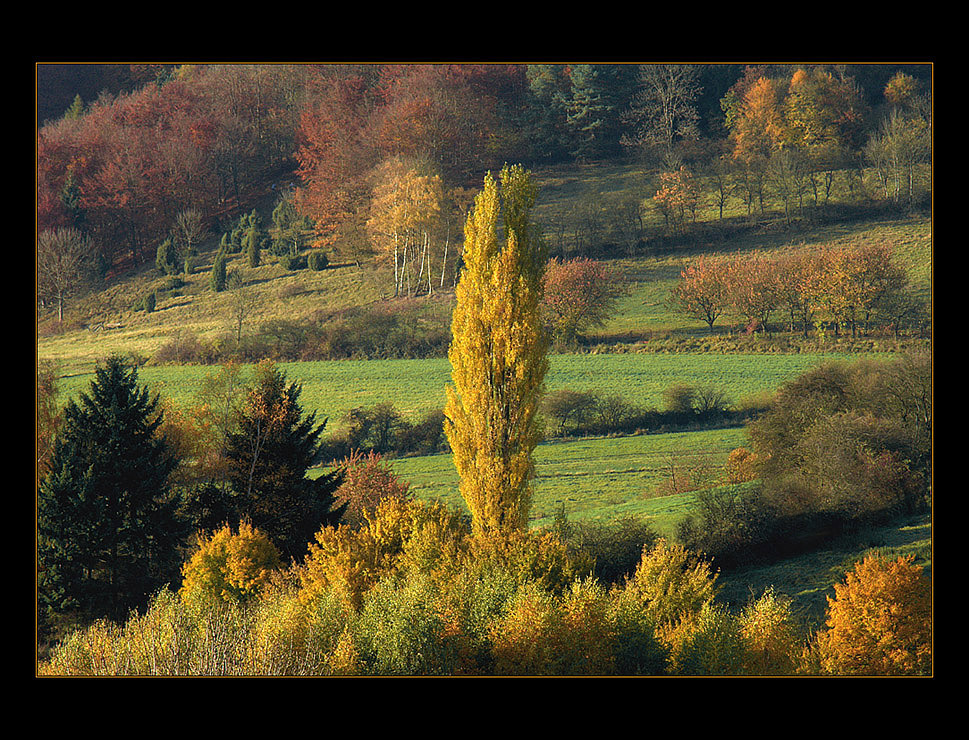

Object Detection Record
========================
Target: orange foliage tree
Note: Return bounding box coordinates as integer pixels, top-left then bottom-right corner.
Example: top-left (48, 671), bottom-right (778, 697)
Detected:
top-left (814, 554), bottom-right (931, 676)
top-left (669, 254), bottom-right (731, 331)
top-left (652, 165), bottom-right (702, 232)
top-left (724, 249), bottom-right (782, 335)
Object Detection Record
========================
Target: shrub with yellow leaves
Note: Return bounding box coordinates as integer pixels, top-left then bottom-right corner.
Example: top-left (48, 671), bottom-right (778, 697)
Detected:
top-left (298, 496), bottom-right (468, 612)
top-left (622, 538), bottom-right (720, 631)
top-left (724, 446), bottom-right (759, 485)
top-left (179, 521), bottom-right (282, 606)
top-left (737, 587), bottom-right (804, 675)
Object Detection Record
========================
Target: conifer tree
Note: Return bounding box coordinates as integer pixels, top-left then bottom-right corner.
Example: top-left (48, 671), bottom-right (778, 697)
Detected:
top-left (210, 249), bottom-right (227, 292)
top-left (38, 355), bottom-right (184, 633)
top-left (155, 237), bottom-right (178, 275)
top-left (245, 226), bottom-right (261, 267)
top-left (444, 165), bottom-right (549, 539)
top-left (222, 360), bottom-right (345, 559)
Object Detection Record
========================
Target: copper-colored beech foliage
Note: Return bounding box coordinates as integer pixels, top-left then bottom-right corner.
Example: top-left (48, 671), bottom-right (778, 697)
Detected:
top-left (542, 256), bottom-right (621, 343)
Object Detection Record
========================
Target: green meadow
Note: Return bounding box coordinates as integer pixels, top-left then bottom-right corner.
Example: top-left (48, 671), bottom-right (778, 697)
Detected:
top-left (54, 351), bottom-right (887, 434)
top-left (385, 426), bottom-right (749, 535)
top-left (50, 350), bottom-right (891, 543)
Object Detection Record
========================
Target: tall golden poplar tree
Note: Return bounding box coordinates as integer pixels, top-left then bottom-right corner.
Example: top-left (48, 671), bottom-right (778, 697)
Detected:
top-left (444, 164), bottom-right (549, 538)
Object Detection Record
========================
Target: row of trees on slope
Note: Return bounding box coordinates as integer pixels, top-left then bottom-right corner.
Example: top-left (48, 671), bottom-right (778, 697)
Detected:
top-left (670, 240), bottom-right (927, 338)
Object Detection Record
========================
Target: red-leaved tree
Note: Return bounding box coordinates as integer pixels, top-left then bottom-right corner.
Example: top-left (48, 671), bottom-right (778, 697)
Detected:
top-left (542, 257), bottom-right (622, 344)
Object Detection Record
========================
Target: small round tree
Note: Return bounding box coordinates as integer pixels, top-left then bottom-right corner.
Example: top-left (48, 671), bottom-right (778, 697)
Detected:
top-left (334, 450), bottom-right (412, 528)
top-left (179, 521), bottom-right (282, 605)
top-left (541, 257), bottom-right (620, 345)
top-left (308, 250), bottom-right (329, 271)
top-left (814, 554), bottom-right (931, 676)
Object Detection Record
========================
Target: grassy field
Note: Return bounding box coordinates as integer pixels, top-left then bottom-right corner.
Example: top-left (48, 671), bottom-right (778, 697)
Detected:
top-left (49, 351), bottom-right (890, 438)
top-left (49, 349), bottom-right (879, 544)
top-left (383, 426), bottom-right (748, 534)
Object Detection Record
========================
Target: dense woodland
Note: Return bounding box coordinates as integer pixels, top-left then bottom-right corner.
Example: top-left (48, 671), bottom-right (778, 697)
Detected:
top-left (35, 62), bottom-right (932, 677)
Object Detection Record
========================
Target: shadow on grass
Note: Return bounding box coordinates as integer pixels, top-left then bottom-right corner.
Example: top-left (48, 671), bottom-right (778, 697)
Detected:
top-left (715, 511), bottom-right (932, 632)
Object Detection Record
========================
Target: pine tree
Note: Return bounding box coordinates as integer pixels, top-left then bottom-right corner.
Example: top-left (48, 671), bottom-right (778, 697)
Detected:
top-left (38, 355), bottom-right (184, 634)
top-left (444, 164), bottom-right (549, 539)
top-left (222, 360), bottom-right (345, 560)
top-left (564, 64), bottom-right (630, 161)
top-left (64, 93), bottom-right (85, 120)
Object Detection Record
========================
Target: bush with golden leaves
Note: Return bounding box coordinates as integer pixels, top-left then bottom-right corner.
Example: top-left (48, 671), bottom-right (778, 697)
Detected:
top-left (298, 496), bottom-right (468, 612)
top-left (663, 601), bottom-right (747, 676)
top-left (736, 587), bottom-right (804, 675)
top-left (246, 578), bottom-right (353, 675)
top-left (622, 538), bottom-right (720, 632)
top-left (813, 553), bottom-right (931, 675)
top-left (179, 521), bottom-right (282, 606)
top-left (724, 446), bottom-right (759, 485)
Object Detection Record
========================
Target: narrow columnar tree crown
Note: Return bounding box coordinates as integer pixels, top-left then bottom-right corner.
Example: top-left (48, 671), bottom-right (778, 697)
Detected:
top-left (444, 164), bottom-right (549, 538)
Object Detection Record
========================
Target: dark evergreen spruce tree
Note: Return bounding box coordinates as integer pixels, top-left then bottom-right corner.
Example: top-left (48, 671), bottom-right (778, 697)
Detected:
top-left (38, 355), bottom-right (185, 637)
top-left (223, 361), bottom-right (345, 560)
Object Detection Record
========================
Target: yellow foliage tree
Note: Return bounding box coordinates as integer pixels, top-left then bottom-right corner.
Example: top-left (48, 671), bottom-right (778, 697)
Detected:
top-left (814, 553), bottom-right (931, 675)
top-left (367, 155), bottom-right (444, 297)
top-left (298, 496), bottom-right (465, 612)
top-left (621, 538), bottom-right (720, 635)
top-left (444, 164), bottom-right (549, 539)
top-left (179, 521), bottom-right (282, 605)
top-left (724, 446), bottom-right (759, 485)
top-left (737, 587), bottom-right (804, 675)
